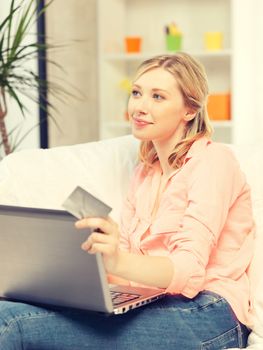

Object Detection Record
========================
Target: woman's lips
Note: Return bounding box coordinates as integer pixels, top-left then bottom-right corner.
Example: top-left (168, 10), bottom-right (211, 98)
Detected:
top-left (132, 117), bottom-right (153, 127)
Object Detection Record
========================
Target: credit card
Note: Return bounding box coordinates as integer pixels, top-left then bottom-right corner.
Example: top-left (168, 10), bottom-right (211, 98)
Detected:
top-left (62, 186), bottom-right (112, 219)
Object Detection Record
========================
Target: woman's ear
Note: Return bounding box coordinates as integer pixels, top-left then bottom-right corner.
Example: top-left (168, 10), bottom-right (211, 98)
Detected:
top-left (184, 112), bottom-right (196, 122)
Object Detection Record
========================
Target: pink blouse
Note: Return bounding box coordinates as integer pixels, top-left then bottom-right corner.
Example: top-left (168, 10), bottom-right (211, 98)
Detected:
top-left (120, 137), bottom-right (255, 326)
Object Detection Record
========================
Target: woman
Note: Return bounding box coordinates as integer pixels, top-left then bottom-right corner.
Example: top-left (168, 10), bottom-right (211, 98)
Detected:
top-left (0, 53), bottom-right (254, 349)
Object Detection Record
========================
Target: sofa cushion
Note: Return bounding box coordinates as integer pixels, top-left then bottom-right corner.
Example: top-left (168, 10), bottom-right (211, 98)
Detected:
top-left (0, 136), bottom-right (139, 221)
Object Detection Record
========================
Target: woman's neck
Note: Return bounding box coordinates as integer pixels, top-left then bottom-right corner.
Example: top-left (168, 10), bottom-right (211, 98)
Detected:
top-left (153, 134), bottom-right (183, 178)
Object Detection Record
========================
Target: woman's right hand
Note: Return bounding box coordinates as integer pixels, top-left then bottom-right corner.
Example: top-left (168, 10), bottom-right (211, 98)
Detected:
top-left (75, 216), bottom-right (121, 275)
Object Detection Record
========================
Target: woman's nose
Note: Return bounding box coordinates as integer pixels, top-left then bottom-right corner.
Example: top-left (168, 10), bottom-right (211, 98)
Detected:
top-left (134, 96), bottom-right (149, 113)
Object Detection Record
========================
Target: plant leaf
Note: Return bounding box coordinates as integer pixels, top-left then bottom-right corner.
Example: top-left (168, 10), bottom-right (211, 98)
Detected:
top-left (0, 0), bottom-right (79, 155)
top-left (6, 81), bottom-right (27, 117)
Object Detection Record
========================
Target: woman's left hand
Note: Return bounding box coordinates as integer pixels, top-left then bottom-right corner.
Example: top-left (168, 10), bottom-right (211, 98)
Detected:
top-left (75, 217), bottom-right (120, 274)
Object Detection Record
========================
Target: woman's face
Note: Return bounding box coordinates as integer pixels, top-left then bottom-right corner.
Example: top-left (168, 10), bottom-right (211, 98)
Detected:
top-left (128, 67), bottom-right (190, 143)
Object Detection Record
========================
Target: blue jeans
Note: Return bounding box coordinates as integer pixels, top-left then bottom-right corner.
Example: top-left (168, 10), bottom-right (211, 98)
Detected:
top-left (0, 291), bottom-right (249, 350)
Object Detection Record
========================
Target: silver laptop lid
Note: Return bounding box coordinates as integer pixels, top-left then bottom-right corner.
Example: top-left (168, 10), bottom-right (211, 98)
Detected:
top-left (0, 205), bottom-right (113, 313)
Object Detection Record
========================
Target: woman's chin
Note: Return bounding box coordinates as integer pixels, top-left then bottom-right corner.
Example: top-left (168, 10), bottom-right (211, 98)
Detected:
top-left (131, 129), bottom-right (152, 141)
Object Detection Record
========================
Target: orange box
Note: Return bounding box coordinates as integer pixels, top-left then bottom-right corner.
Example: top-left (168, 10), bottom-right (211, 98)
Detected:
top-left (207, 93), bottom-right (231, 120)
top-left (124, 37), bottom-right (142, 53)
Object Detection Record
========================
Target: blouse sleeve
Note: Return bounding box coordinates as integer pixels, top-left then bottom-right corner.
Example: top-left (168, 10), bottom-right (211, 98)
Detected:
top-left (165, 144), bottom-right (251, 297)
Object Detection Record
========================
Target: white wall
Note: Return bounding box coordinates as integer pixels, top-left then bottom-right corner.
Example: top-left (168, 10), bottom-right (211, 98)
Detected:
top-left (232, 0), bottom-right (263, 145)
top-left (0, 1), bottom-right (40, 155)
top-left (2, 0), bottom-right (263, 150)
top-left (46, 0), bottom-right (99, 147)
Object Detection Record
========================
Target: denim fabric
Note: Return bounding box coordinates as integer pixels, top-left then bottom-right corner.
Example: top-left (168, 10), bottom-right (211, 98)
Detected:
top-left (0, 291), bottom-right (249, 350)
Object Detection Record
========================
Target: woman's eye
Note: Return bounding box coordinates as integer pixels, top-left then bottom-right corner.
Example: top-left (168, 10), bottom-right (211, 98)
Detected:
top-left (153, 93), bottom-right (164, 100)
top-left (131, 89), bottom-right (141, 97)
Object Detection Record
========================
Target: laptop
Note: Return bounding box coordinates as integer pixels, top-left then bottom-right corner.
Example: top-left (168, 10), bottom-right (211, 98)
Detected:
top-left (0, 204), bottom-right (166, 314)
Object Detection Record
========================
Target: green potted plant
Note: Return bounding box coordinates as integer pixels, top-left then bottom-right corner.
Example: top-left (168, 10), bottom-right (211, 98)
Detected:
top-left (0, 0), bottom-right (68, 159)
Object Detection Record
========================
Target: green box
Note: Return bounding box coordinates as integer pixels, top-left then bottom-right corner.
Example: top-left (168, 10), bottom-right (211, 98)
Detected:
top-left (166, 34), bottom-right (182, 52)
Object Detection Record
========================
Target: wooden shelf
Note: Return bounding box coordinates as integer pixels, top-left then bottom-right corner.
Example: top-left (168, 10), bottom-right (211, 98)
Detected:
top-left (211, 120), bottom-right (232, 128)
top-left (104, 49), bottom-right (232, 62)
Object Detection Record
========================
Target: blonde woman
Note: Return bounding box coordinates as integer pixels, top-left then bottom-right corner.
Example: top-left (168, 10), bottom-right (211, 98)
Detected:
top-left (0, 53), bottom-right (254, 349)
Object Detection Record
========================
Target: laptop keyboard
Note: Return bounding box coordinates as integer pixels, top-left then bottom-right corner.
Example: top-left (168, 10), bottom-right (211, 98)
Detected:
top-left (110, 290), bottom-right (140, 306)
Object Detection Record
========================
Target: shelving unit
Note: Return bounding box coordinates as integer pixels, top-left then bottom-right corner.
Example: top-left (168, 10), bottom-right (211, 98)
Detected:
top-left (97, 0), bottom-right (233, 142)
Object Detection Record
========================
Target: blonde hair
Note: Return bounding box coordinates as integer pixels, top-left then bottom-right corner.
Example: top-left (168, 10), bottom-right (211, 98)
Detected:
top-left (135, 52), bottom-right (213, 171)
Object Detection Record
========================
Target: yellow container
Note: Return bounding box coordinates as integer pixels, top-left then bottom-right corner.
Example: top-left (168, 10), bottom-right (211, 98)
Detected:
top-left (204, 32), bottom-right (223, 51)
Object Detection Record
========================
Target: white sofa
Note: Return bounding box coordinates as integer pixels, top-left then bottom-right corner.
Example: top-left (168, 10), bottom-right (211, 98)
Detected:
top-left (0, 135), bottom-right (263, 349)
